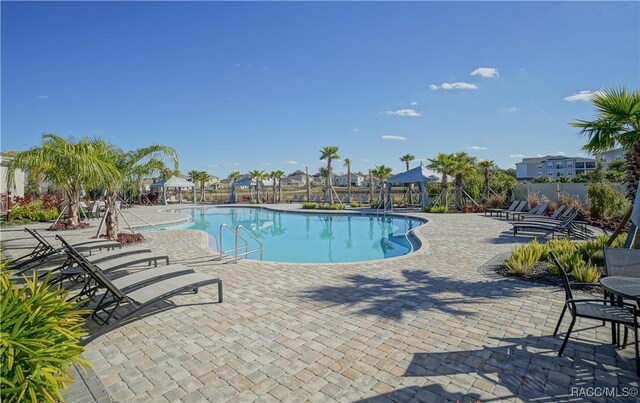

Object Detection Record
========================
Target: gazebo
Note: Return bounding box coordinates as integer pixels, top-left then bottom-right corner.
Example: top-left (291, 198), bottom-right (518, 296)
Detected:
top-left (229, 177), bottom-right (273, 203)
top-left (149, 176), bottom-right (196, 205)
top-left (384, 166), bottom-right (439, 210)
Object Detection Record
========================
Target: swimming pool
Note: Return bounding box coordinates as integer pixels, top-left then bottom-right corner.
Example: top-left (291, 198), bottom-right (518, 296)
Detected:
top-left (174, 207), bottom-right (424, 263)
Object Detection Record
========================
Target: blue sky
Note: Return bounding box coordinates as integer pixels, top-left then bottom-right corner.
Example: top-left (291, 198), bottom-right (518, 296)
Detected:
top-left (2, 1), bottom-right (639, 178)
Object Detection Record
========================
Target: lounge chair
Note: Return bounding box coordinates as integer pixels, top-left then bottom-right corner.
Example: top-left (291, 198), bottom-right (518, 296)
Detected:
top-left (502, 201), bottom-right (528, 220)
top-left (509, 202), bottom-right (551, 221)
top-left (550, 252), bottom-right (638, 375)
top-left (8, 228), bottom-right (123, 271)
top-left (291, 195), bottom-right (302, 203)
top-left (61, 241), bottom-right (222, 326)
top-left (485, 200), bottom-right (519, 217)
top-left (512, 210), bottom-right (580, 238)
top-left (515, 206), bottom-right (576, 226)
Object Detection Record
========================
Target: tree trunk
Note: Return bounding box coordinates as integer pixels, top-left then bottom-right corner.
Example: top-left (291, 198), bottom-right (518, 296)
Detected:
top-left (347, 166), bottom-right (351, 203)
top-left (278, 180), bottom-right (282, 203)
top-left (455, 176), bottom-right (464, 210)
top-left (624, 143), bottom-right (640, 202)
top-left (105, 190), bottom-right (118, 240)
top-left (273, 181), bottom-right (277, 203)
top-left (67, 188), bottom-right (81, 227)
top-left (201, 184), bottom-right (205, 203)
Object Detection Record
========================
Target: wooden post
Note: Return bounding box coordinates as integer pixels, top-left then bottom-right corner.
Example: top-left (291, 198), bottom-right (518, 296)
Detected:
top-left (306, 166), bottom-right (311, 202)
top-left (369, 170), bottom-right (374, 203)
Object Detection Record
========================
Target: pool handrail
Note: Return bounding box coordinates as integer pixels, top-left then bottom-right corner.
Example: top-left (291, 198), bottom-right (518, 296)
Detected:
top-left (235, 225), bottom-right (263, 262)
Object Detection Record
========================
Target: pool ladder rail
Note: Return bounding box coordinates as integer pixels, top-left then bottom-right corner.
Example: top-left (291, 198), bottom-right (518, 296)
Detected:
top-left (218, 224), bottom-right (263, 263)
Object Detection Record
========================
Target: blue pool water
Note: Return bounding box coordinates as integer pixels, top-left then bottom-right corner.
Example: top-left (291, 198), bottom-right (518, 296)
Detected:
top-left (175, 207), bottom-right (423, 263)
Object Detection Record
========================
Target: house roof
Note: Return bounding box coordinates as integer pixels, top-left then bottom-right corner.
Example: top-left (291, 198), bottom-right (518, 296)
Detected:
top-left (150, 176), bottom-right (195, 188)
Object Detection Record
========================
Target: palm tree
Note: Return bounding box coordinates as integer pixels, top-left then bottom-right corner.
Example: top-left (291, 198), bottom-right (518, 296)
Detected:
top-left (450, 152), bottom-right (478, 210)
top-left (272, 170), bottom-right (286, 203)
top-left (101, 143), bottom-right (178, 239)
top-left (571, 87), bottom-right (640, 201)
top-left (400, 153), bottom-right (415, 171)
top-left (399, 153), bottom-right (415, 204)
top-left (269, 171), bottom-right (278, 203)
top-left (196, 171), bottom-right (211, 203)
top-left (319, 146), bottom-right (340, 203)
top-left (477, 160), bottom-right (497, 199)
top-left (372, 165), bottom-right (393, 205)
top-left (427, 153), bottom-right (456, 205)
top-left (7, 134), bottom-right (120, 228)
top-left (343, 158), bottom-right (352, 203)
top-left (248, 170), bottom-right (266, 202)
top-left (228, 171), bottom-right (241, 184)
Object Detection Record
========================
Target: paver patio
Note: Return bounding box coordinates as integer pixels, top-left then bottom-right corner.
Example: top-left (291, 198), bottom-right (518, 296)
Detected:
top-left (3, 204), bottom-right (639, 402)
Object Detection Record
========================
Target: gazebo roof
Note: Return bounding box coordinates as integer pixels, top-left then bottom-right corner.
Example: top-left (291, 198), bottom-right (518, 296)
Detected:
top-left (387, 166), bottom-right (440, 185)
top-left (150, 176), bottom-right (195, 188)
top-left (232, 177), bottom-right (273, 187)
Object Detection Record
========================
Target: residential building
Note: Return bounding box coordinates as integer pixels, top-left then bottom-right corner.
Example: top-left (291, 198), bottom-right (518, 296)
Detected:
top-left (334, 173), bottom-right (365, 187)
top-left (596, 147), bottom-right (625, 169)
top-left (0, 155), bottom-right (25, 197)
top-left (515, 155), bottom-right (597, 180)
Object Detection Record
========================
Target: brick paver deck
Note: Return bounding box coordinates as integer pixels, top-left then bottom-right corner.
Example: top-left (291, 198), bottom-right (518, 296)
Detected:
top-left (3, 204), bottom-right (638, 402)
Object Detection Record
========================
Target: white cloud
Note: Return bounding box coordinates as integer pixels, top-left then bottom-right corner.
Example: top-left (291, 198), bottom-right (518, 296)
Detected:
top-left (509, 154), bottom-right (525, 158)
top-left (260, 162), bottom-right (272, 166)
top-left (437, 82), bottom-right (479, 90)
top-left (385, 109), bottom-right (422, 117)
top-left (470, 67), bottom-right (499, 78)
top-left (410, 101), bottom-right (418, 106)
top-left (232, 162), bottom-right (240, 166)
top-left (557, 151), bottom-right (566, 155)
top-left (382, 135), bottom-right (406, 141)
top-left (353, 129), bottom-right (359, 132)
top-left (535, 154), bottom-right (544, 157)
top-left (468, 146), bottom-right (488, 150)
top-left (501, 107), bottom-right (519, 113)
top-left (282, 160), bottom-right (298, 165)
top-left (564, 90), bottom-right (603, 102)
top-left (361, 158), bottom-right (369, 162)
top-left (429, 84), bottom-right (439, 91)
top-left (37, 95), bottom-right (49, 99)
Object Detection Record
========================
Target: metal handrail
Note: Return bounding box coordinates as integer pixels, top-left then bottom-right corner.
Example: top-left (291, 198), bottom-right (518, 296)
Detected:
top-left (219, 224), bottom-right (248, 261)
top-left (236, 225), bottom-right (263, 261)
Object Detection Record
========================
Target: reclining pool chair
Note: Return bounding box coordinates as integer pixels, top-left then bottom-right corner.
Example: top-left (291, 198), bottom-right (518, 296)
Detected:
top-left (509, 202), bottom-right (550, 221)
top-left (8, 228), bottom-right (123, 271)
top-left (485, 200), bottom-right (519, 217)
top-left (59, 237), bottom-right (222, 326)
top-left (512, 210), bottom-right (580, 238)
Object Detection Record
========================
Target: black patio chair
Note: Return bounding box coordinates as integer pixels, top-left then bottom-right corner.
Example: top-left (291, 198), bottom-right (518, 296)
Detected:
top-left (550, 252), bottom-right (639, 375)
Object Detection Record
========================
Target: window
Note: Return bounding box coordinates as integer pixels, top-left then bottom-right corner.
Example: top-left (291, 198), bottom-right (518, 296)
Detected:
top-left (586, 162), bottom-right (596, 169)
top-left (576, 169), bottom-right (584, 175)
top-left (575, 162), bottom-right (585, 168)
top-left (537, 164), bottom-right (543, 169)
top-left (567, 162), bottom-right (573, 168)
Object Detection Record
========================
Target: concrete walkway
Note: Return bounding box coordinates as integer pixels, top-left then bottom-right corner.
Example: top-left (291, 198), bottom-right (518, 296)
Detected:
top-left (3, 204), bottom-right (638, 402)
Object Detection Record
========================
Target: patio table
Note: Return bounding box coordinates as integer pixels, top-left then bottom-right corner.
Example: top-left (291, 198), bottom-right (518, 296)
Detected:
top-left (601, 276), bottom-right (640, 302)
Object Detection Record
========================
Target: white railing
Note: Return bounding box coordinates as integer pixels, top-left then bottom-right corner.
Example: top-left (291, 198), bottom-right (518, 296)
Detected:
top-left (218, 224), bottom-right (263, 263)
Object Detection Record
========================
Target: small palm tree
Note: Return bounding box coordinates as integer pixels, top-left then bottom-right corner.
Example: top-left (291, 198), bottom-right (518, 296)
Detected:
top-left (372, 165), bottom-right (393, 205)
top-left (196, 171), bottom-right (211, 203)
top-left (450, 152), bottom-right (478, 210)
top-left (101, 143), bottom-right (178, 239)
top-left (571, 87), bottom-right (640, 201)
top-left (343, 158), bottom-right (352, 202)
top-left (269, 171), bottom-right (278, 203)
top-left (248, 170), bottom-right (266, 202)
top-left (273, 170), bottom-right (286, 203)
top-left (477, 160), bottom-right (497, 199)
top-left (320, 146), bottom-right (340, 203)
top-left (7, 134), bottom-right (120, 228)
top-left (228, 171), bottom-right (241, 183)
top-left (427, 153), bottom-right (456, 205)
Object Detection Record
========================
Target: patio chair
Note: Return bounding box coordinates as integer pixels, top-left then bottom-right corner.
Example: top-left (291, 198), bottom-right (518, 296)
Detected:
top-left (509, 202), bottom-right (550, 221)
top-left (485, 200), bottom-right (519, 217)
top-left (550, 252), bottom-right (639, 375)
top-left (291, 195), bottom-right (303, 203)
top-left (502, 201), bottom-right (529, 220)
top-left (8, 228), bottom-right (122, 271)
top-left (605, 248), bottom-right (640, 278)
top-left (512, 210), bottom-right (580, 238)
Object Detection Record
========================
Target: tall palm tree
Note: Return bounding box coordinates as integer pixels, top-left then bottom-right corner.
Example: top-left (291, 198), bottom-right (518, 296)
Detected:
top-left (187, 170), bottom-right (199, 185)
top-left (427, 153), bottom-right (456, 205)
top-left (319, 146), bottom-right (340, 203)
top-left (101, 143), bottom-right (178, 239)
top-left (196, 171), bottom-right (211, 203)
top-left (228, 171), bottom-right (241, 183)
top-left (450, 152), bottom-right (478, 210)
top-left (269, 171), bottom-right (278, 203)
top-left (477, 160), bottom-right (497, 199)
top-left (372, 165), bottom-right (393, 205)
top-left (7, 134), bottom-right (120, 228)
top-left (400, 153), bottom-right (415, 171)
top-left (248, 170), bottom-right (266, 202)
top-left (343, 158), bottom-right (352, 203)
top-left (571, 87), bottom-right (640, 201)
top-left (399, 153), bottom-right (415, 204)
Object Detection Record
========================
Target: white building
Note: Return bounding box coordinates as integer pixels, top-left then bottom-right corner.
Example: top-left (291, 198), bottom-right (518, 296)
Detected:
top-left (1, 155), bottom-right (25, 197)
top-left (596, 147), bottom-right (625, 169)
top-left (334, 173), bottom-right (365, 187)
top-left (515, 155), bottom-right (597, 180)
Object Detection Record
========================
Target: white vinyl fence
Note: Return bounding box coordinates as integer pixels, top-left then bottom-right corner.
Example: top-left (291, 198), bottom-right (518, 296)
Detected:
top-left (514, 183), bottom-right (626, 204)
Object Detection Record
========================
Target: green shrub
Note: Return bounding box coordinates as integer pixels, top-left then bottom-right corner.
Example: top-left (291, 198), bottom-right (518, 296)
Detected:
top-left (546, 239), bottom-right (575, 259)
top-left (587, 182), bottom-right (628, 219)
top-left (481, 194), bottom-right (506, 209)
top-left (547, 262), bottom-right (561, 275)
top-left (350, 201), bottom-right (361, 208)
top-left (424, 206), bottom-right (447, 213)
top-left (1, 268), bottom-right (90, 402)
top-left (318, 204), bottom-right (345, 210)
top-left (10, 204), bottom-right (58, 222)
top-left (527, 239), bottom-right (549, 261)
top-left (505, 245), bottom-right (538, 276)
top-left (554, 251), bottom-right (583, 273)
top-left (572, 261), bottom-right (601, 283)
top-left (302, 202), bottom-right (318, 209)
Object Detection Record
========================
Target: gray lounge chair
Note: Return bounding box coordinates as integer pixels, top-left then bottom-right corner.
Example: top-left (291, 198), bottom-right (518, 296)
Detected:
top-left (502, 201), bottom-right (528, 220)
top-left (485, 200), bottom-right (518, 217)
top-left (509, 202), bottom-right (550, 221)
top-left (512, 210), bottom-right (580, 238)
